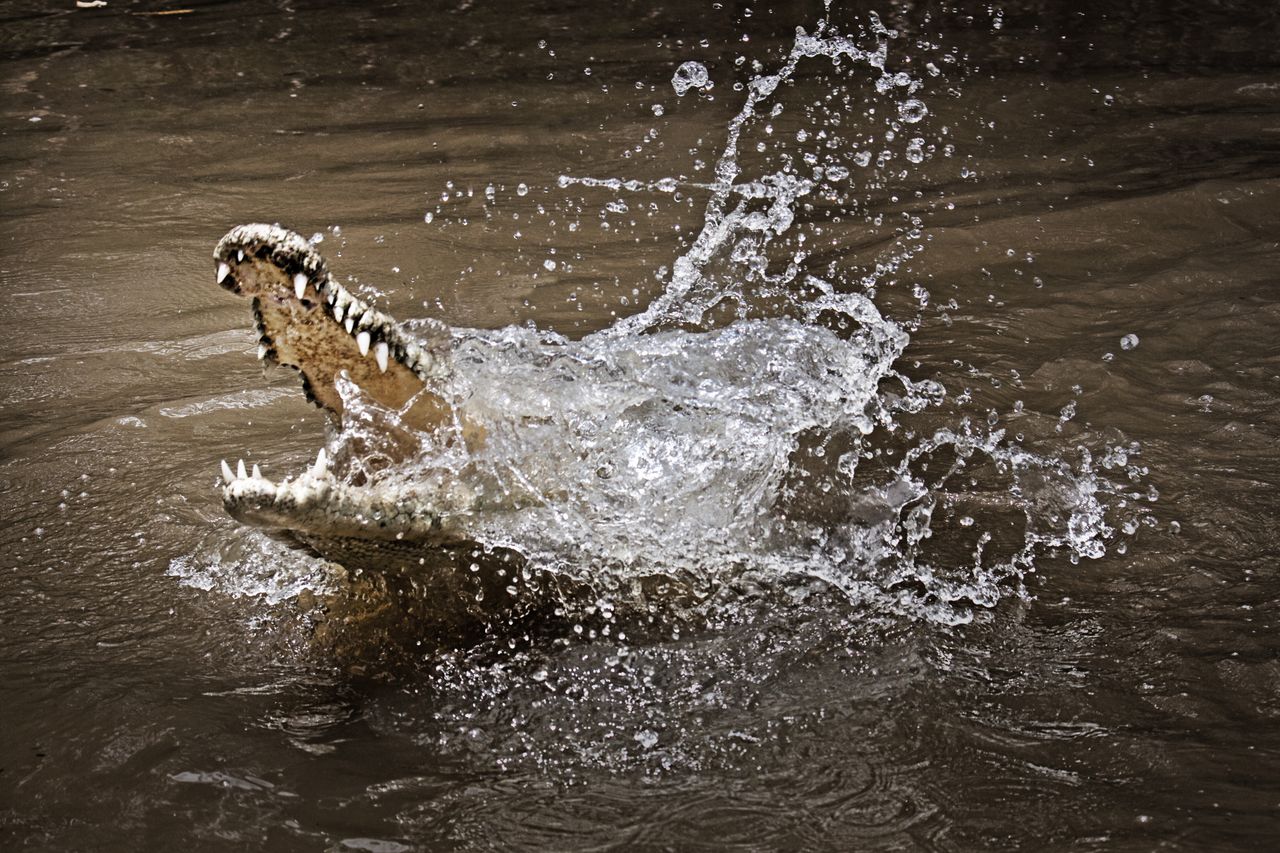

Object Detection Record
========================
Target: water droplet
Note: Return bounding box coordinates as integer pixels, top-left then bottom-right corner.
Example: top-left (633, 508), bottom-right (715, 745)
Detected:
top-left (671, 61), bottom-right (712, 96)
top-left (651, 104), bottom-right (665, 116)
top-left (1120, 333), bottom-right (1139, 351)
top-left (898, 99), bottom-right (928, 123)
top-left (516, 183), bottom-right (529, 197)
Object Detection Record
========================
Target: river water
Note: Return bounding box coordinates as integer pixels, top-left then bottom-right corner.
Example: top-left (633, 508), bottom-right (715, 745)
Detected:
top-left (3, 1), bottom-right (1279, 850)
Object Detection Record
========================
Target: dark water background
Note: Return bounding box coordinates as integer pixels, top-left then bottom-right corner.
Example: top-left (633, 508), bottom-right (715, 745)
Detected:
top-left (3, 0), bottom-right (1280, 849)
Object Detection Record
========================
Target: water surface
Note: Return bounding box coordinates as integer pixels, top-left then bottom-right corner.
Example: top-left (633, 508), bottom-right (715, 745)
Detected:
top-left (3, 1), bottom-right (1280, 850)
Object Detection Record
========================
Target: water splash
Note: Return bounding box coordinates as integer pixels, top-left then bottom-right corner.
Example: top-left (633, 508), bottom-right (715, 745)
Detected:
top-left (194, 11), bottom-right (1150, 626)
top-left (169, 529), bottom-right (338, 605)
top-left (602, 14), bottom-right (903, 337)
top-left (307, 12), bottom-right (1148, 624)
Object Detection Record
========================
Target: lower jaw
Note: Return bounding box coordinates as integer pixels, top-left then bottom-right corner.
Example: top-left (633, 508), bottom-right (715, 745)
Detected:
top-left (222, 467), bottom-right (468, 546)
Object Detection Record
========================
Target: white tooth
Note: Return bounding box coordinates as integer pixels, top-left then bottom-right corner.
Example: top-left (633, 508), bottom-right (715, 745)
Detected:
top-left (345, 316), bottom-right (355, 334)
top-left (237, 459), bottom-right (247, 480)
top-left (333, 303), bottom-right (345, 323)
top-left (252, 463), bottom-right (263, 479)
top-left (356, 331), bottom-right (371, 357)
top-left (237, 249), bottom-right (244, 262)
top-left (327, 288), bottom-right (338, 305)
top-left (220, 459), bottom-right (234, 481)
top-left (312, 447), bottom-right (327, 476)
top-left (216, 262), bottom-right (230, 284)
top-left (374, 341), bottom-right (389, 373)
top-left (293, 272), bottom-right (307, 299)
top-left (257, 344), bottom-right (267, 360)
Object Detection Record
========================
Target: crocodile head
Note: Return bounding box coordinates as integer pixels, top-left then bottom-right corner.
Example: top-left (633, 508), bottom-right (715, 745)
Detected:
top-left (212, 224), bottom-right (481, 566)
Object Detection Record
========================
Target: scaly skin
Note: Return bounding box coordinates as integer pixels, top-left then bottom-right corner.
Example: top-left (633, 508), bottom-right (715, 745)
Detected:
top-left (212, 224), bottom-right (481, 561)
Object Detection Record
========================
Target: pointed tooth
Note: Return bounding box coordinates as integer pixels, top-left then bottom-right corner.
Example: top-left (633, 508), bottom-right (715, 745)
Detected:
top-left (374, 341), bottom-right (389, 373)
top-left (327, 288), bottom-right (338, 305)
top-left (237, 249), bottom-right (245, 262)
top-left (356, 331), bottom-right (371, 357)
top-left (257, 344), bottom-right (267, 360)
top-left (220, 459), bottom-right (234, 481)
top-left (216, 262), bottom-right (230, 284)
top-left (312, 447), bottom-right (327, 477)
top-left (333, 303), bottom-right (345, 323)
top-left (252, 463), bottom-right (263, 479)
top-left (237, 459), bottom-right (248, 480)
top-left (345, 316), bottom-right (355, 334)
top-left (293, 272), bottom-right (307, 299)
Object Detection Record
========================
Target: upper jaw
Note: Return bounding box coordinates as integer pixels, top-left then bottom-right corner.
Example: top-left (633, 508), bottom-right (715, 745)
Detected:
top-left (213, 223), bottom-right (451, 387)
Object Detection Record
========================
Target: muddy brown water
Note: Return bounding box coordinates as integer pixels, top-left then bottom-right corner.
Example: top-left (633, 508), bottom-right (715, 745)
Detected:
top-left (3, 1), bottom-right (1280, 850)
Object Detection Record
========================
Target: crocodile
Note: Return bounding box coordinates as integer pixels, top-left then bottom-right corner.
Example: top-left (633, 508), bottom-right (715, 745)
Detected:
top-left (212, 223), bottom-right (491, 574)
top-left (210, 223), bottom-right (908, 596)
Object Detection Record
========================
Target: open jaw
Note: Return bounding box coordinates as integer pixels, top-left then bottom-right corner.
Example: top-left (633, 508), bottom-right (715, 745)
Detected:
top-left (212, 223), bottom-right (472, 548)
